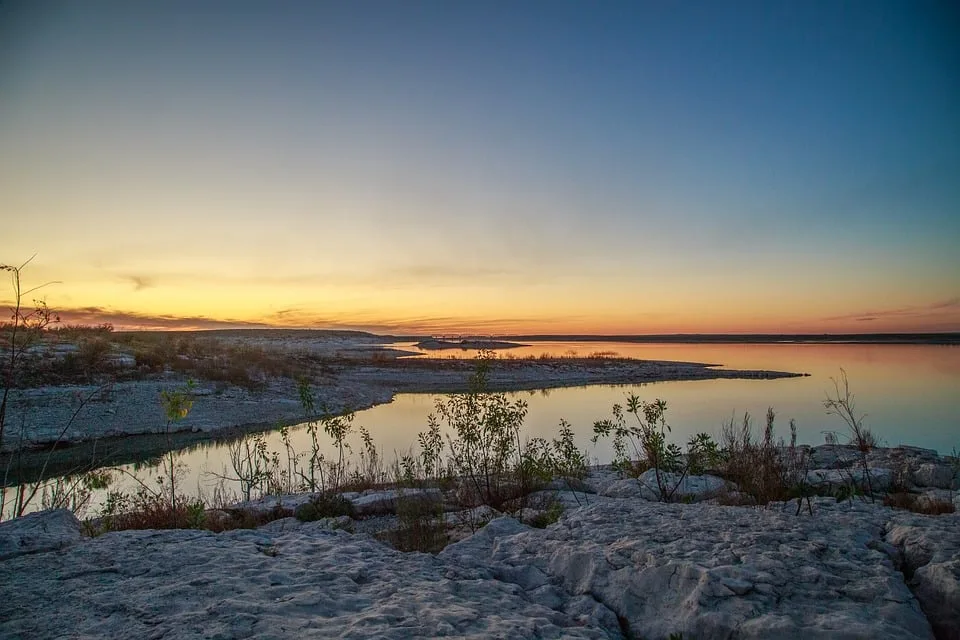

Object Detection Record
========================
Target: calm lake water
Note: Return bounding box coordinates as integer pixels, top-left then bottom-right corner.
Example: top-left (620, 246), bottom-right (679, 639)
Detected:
top-left (7, 342), bottom-right (959, 516)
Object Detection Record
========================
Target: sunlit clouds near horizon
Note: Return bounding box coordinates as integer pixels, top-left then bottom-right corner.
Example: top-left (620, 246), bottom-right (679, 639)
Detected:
top-left (1, 1), bottom-right (958, 334)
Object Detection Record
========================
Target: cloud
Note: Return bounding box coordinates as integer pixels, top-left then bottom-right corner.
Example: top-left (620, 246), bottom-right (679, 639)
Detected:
top-left (55, 307), bottom-right (273, 331)
top-left (99, 264), bottom-right (526, 294)
top-left (125, 276), bottom-right (154, 291)
top-left (822, 297), bottom-right (960, 324)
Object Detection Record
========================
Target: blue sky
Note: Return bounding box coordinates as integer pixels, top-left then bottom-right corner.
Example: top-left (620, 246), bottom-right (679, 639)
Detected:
top-left (1, 1), bottom-right (957, 332)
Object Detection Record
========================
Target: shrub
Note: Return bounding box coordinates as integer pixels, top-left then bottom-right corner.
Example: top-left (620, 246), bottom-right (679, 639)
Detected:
top-left (527, 500), bottom-right (564, 529)
top-left (378, 492), bottom-right (447, 553)
top-left (96, 489), bottom-right (208, 532)
top-left (295, 494), bottom-right (355, 521)
top-left (883, 492), bottom-right (956, 515)
top-left (430, 353), bottom-right (528, 509)
top-left (592, 394), bottom-right (719, 501)
top-left (823, 369), bottom-right (879, 501)
top-left (719, 409), bottom-right (814, 513)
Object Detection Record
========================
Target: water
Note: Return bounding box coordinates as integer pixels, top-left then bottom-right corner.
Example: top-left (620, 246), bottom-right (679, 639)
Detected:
top-left (5, 342), bottom-right (958, 517)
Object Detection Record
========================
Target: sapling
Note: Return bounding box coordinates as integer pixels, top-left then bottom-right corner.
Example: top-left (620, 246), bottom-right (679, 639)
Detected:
top-left (593, 394), bottom-right (719, 502)
top-left (823, 369), bottom-right (878, 502)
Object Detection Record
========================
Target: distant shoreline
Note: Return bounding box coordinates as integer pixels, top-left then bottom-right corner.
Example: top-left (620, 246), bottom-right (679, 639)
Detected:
top-left (112, 328), bottom-right (960, 346)
top-left (414, 339), bottom-right (527, 351)
top-left (424, 333), bottom-right (960, 346)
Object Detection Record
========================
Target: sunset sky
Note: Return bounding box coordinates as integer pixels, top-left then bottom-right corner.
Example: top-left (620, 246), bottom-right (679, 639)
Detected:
top-left (1, 1), bottom-right (957, 334)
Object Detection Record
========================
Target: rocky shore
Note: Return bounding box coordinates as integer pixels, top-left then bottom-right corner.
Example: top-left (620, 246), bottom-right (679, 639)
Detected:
top-left (2, 355), bottom-right (802, 453)
top-left (1, 445), bottom-right (957, 639)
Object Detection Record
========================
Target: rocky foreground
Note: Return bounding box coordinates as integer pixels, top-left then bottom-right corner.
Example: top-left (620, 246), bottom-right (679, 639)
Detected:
top-left (1, 446), bottom-right (958, 640)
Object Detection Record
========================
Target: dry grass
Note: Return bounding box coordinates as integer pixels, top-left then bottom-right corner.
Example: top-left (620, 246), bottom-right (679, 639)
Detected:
top-left (376, 492), bottom-right (448, 553)
top-left (718, 409), bottom-right (812, 509)
top-left (883, 492), bottom-right (956, 515)
top-left (88, 499), bottom-right (295, 535)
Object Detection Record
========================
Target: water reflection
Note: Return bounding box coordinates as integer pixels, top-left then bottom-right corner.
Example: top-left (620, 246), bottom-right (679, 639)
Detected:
top-left (6, 343), bottom-right (958, 517)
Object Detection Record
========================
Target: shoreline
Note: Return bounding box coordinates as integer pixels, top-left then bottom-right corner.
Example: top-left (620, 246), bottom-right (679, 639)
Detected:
top-left (2, 356), bottom-right (804, 483)
top-left (2, 443), bottom-right (958, 639)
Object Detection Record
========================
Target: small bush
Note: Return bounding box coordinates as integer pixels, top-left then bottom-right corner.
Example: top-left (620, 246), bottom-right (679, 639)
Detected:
top-left (719, 409), bottom-right (813, 512)
top-left (528, 501), bottom-right (564, 529)
top-left (96, 492), bottom-right (208, 532)
top-left (592, 394), bottom-right (720, 501)
top-left (429, 353), bottom-right (529, 509)
top-left (295, 494), bottom-right (355, 521)
top-left (883, 492), bottom-right (956, 515)
top-left (378, 493), bottom-right (447, 553)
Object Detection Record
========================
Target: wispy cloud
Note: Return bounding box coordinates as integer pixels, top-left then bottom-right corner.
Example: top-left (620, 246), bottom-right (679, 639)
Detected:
top-left (125, 275), bottom-right (154, 291)
top-left (56, 307), bottom-right (273, 331)
top-left (101, 263), bottom-right (524, 292)
top-left (822, 297), bottom-right (960, 323)
top-left (47, 304), bottom-right (590, 335)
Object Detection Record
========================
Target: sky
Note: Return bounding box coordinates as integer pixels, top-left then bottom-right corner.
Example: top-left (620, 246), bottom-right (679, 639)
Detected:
top-left (1, 1), bottom-right (958, 334)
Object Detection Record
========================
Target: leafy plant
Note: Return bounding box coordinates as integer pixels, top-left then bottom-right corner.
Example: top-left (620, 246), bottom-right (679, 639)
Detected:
top-left (528, 500), bottom-right (564, 528)
top-left (296, 376), bottom-right (355, 494)
top-left (1, 259), bottom-right (113, 521)
top-left (294, 494), bottom-right (355, 521)
top-left (430, 353), bottom-right (528, 508)
top-left (158, 380), bottom-right (195, 513)
top-left (379, 490), bottom-right (447, 553)
top-left (592, 394), bottom-right (719, 501)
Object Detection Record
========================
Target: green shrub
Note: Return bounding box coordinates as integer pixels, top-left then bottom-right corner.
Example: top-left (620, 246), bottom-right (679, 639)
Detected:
top-left (528, 501), bottom-right (564, 529)
top-left (592, 394), bottom-right (719, 501)
top-left (378, 492), bottom-right (447, 553)
top-left (295, 494), bottom-right (355, 521)
top-left (430, 353), bottom-right (528, 509)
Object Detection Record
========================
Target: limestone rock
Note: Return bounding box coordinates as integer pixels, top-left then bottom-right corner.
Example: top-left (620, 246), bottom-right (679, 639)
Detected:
top-left (350, 488), bottom-right (443, 516)
top-left (885, 514), bottom-right (960, 640)
top-left (599, 478), bottom-right (646, 499)
top-left (912, 463), bottom-right (957, 490)
top-left (599, 471), bottom-right (729, 502)
top-left (0, 509), bottom-right (84, 561)
top-left (0, 520), bottom-right (610, 639)
top-left (443, 501), bottom-right (933, 640)
top-left (806, 467), bottom-right (894, 492)
top-left (636, 469), bottom-right (730, 501)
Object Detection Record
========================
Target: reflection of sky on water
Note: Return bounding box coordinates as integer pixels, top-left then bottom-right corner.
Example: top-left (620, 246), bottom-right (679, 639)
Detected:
top-left (10, 343), bottom-right (957, 517)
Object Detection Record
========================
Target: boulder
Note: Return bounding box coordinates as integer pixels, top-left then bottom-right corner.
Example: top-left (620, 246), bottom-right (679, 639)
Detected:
top-left (806, 467), bottom-right (894, 492)
top-left (635, 469), bottom-right (731, 501)
top-left (599, 471), bottom-right (729, 502)
top-left (911, 463), bottom-right (956, 490)
top-left (443, 500), bottom-right (934, 640)
top-left (1, 518), bottom-right (609, 639)
top-left (0, 509), bottom-right (85, 561)
top-left (599, 478), bottom-right (646, 499)
top-left (885, 514), bottom-right (960, 640)
top-left (349, 488), bottom-right (443, 516)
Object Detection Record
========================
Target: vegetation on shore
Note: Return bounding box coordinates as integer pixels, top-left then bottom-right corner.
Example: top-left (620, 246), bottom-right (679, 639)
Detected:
top-left (3, 262), bottom-right (956, 548)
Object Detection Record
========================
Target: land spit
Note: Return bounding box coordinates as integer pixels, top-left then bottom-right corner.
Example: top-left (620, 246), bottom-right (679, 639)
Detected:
top-left (2, 344), bottom-right (803, 481)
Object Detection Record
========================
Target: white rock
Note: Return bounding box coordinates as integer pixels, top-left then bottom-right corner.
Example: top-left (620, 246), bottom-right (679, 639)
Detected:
top-left (0, 518), bottom-right (608, 639)
top-left (806, 467), bottom-right (894, 492)
top-left (885, 515), bottom-right (960, 640)
top-left (911, 463), bottom-right (956, 490)
top-left (599, 478), bottom-right (646, 499)
top-left (0, 509), bottom-right (84, 561)
top-left (635, 469), bottom-right (731, 501)
top-left (444, 505), bottom-right (502, 529)
top-left (443, 501), bottom-right (935, 640)
top-left (350, 488), bottom-right (443, 516)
